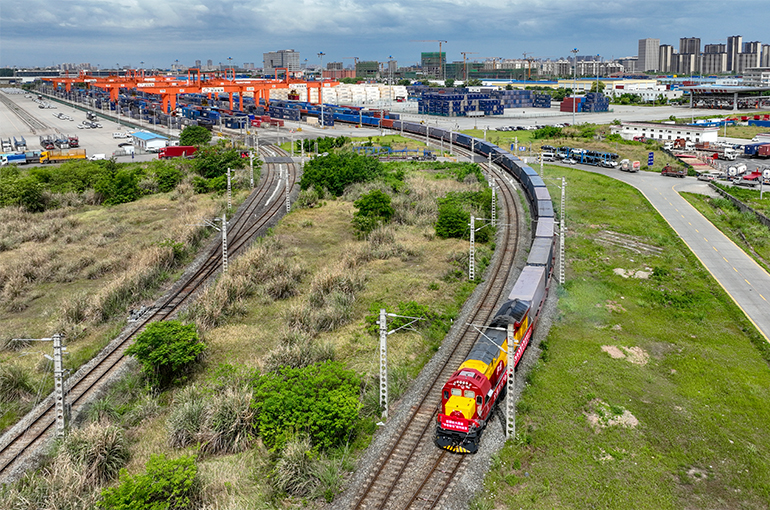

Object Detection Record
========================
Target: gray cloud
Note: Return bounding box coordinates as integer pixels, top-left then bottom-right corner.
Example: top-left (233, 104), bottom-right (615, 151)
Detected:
top-left (1, 0), bottom-right (766, 67)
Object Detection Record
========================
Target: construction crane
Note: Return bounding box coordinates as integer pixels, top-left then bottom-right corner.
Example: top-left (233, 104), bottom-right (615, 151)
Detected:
top-left (460, 52), bottom-right (478, 82)
top-left (411, 39), bottom-right (448, 81)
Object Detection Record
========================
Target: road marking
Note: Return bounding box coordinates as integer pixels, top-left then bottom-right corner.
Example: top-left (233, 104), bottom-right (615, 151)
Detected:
top-left (762, 294), bottom-right (767, 302)
top-left (734, 267), bottom-right (738, 272)
top-left (745, 279), bottom-right (751, 285)
top-left (723, 257), bottom-right (729, 262)
top-left (713, 246), bottom-right (718, 251)
top-left (695, 228), bottom-right (699, 233)
top-left (682, 214), bottom-right (685, 218)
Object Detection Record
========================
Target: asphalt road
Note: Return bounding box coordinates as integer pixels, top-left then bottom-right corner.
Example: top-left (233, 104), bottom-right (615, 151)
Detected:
top-left (559, 163), bottom-right (770, 342)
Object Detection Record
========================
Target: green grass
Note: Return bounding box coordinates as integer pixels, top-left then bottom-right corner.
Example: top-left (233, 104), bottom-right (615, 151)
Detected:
top-left (481, 165), bottom-right (770, 509)
top-left (682, 192), bottom-right (770, 273)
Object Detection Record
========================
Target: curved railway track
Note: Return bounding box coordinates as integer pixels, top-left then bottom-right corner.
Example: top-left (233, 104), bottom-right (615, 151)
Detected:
top-left (0, 145), bottom-right (299, 484)
top-left (345, 143), bottom-right (525, 509)
top-left (0, 90), bottom-right (49, 134)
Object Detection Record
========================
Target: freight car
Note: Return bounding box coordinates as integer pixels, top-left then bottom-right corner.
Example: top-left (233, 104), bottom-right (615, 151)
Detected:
top-left (380, 119), bottom-right (556, 454)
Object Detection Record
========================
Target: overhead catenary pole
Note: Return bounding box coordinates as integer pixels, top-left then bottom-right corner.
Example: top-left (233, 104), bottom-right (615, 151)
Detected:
top-left (506, 324), bottom-right (517, 439)
top-left (469, 215), bottom-right (476, 280)
top-left (378, 309), bottom-right (388, 419)
top-left (226, 167), bottom-right (232, 209)
top-left (221, 213), bottom-right (228, 273)
top-left (249, 150), bottom-right (255, 188)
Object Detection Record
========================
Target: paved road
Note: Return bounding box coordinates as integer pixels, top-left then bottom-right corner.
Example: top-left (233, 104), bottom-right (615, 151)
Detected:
top-left (563, 164), bottom-right (770, 342)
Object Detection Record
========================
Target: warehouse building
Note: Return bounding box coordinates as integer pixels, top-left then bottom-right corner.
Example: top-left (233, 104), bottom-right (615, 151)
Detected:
top-left (612, 122), bottom-right (718, 143)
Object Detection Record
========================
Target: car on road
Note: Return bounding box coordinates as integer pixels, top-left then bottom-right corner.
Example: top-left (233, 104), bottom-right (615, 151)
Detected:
top-left (562, 157), bottom-right (577, 165)
top-left (697, 172), bottom-right (720, 182)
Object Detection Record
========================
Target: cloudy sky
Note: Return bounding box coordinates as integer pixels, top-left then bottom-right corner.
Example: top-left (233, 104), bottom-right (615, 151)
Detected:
top-left (0, 0), bottom-right (766, 69)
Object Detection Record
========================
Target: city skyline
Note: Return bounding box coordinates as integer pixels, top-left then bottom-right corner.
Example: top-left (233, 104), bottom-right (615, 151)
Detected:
top-left (1, 0), bottom-right (767, 69)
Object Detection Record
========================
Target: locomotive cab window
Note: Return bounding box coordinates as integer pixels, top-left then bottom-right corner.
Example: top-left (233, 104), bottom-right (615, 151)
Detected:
top-left (451, 388), bottom-right (462, 397)
top-left (464, 390), bottom-right (475, 399)
top-left (476, 395), bottom-right (483, 407)
top-left (443, 390), bottom-right (449, 400)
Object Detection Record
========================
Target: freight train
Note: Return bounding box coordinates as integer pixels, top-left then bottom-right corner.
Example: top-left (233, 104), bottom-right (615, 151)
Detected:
top-left (373, 120), bottom-right (555, 454)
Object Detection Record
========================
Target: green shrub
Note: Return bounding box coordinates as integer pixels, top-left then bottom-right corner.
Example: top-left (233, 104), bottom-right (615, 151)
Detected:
top-left (251, 361), bottom-right (361, 451)
top-left (352, 189), bottom-right (394, 237)
top-left (98, 454), bottom-right (201, 510)
top-left (179, 125), bottom-right (212, 147)
top-left (124, 321), bottom-right (205, 388)
top-left (299, 151), bottom-right (384, 196)
top-left (271, 435), bottom-right (318, 497)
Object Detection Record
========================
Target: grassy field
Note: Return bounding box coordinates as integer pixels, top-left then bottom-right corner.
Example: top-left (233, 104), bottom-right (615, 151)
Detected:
top-left (0, 164), bottom-right (495, 509)
top-left (476, 166), bottom-right (770, 509)
top-left (0, 181), bottom-right (236, 433)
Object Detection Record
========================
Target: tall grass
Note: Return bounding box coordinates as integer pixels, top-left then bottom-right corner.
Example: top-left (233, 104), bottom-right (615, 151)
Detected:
top-left (166, 384), bottom-right (255, 455)
top-left (262, 329), bottom-right (336, 373)
top-left (58, 422), bottom-right (129, 487)
top-left (185, 238), bottom-right (306, 330)
top-left (0, 364), bottom-right (35, 403)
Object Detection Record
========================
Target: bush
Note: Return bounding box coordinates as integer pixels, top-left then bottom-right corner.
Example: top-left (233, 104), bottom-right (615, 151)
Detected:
top-left (124, 321), bottom-right (205, 388)
top-left (352, 189), bottom-right (394, 237)
top-left (191, 145), bottom-right (246, 180)
top-left (251, 361), bottom-right (361, 451)
top-left (299, 152), bottom-right (384, 196)
top-left (98, 454), bottom-right (201, 510)
top-left (179, 125), bottom-right (212, 147)
top-left (272, 435), bottom-right (318, 497)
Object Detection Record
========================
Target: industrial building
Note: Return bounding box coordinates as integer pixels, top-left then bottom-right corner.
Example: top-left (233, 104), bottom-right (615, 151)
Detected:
top-left (612, 122), bottom-right (718, 143)
top-left (263, 50), bottom-right (300, 76)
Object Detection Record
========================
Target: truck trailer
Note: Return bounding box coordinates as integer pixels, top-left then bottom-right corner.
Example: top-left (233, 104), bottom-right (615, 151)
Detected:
top-left (158, 145), bottom-right (197, 159)
top-left (40, 148), bottom-right (87, 164)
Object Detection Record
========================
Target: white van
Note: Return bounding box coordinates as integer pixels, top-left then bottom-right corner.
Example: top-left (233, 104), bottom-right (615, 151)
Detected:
top-left (112, 132), bottom-right (128, 139)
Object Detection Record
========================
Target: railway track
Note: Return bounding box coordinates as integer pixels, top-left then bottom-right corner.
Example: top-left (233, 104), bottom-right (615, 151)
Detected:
top-left (344, 143), bottom-right (525, 509)
top-left (0, 145), bottom-right (299, 484)
top-left (0, 90), bottom-right (49, 134)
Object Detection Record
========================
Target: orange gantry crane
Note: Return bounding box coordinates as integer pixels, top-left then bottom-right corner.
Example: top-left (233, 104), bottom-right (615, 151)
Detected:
top-left (44, 70), bottom-right (339, 113)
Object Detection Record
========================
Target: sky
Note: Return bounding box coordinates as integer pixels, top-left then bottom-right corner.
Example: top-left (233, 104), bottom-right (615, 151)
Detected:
top-left (0, 0), bottom-right (767, 69)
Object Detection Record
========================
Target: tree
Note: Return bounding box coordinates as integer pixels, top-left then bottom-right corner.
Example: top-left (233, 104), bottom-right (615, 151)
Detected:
top-left (398, 79), bottom-right (411, 86)
top-left (179, 125), bottom-right (212, 147)
top-left (589, 81), bottom-right (606, 93)
top-left (191, 145), bottom-right (246, 179)
top-left (435, 202), bottom-right (469, 239)
top-left (299, 151), bottom-right (384, 196)
top-left (125, 321), bottom-right (205, 388)
top-left (466, 78), bottom-right (483, 87)
top-left (251, 361), bottom-right (361, 451)
top-left (445, 78), bottom-right (455, 88)
top-left (352, 189), bottom-right (394, 237)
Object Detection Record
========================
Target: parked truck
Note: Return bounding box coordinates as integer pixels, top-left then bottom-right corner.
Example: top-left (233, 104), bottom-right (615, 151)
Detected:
top-left (734, 171), bottom-right (763, 187)
top-left (758, 145), bottom-right (770, 158)
top-left (158, 145), bottom-right (197, 159)
top-left (662, 164), bottom-right (686, 178)
top-left (0, 153), bottom-right (27, 166)
top-left (40, 148), bottom-right (87, 164)
top-left (67, 135), bottom-right (79, 148)
top-left (711, 147), bottom-right (737, 161)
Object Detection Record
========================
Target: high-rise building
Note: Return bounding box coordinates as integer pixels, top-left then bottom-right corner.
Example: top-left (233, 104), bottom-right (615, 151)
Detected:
top-left (327, 62), bottom-right (343, 70)
top-left (704, 44), bottom-right (726, 54)
top-left (743, 41), bottom-right (762, 54)
top-left (736, 51), bottom-right (761, 74)
top-left (194, 60), bottom-right (202, 68)
top-left (727, 35), bottom-right (742, 72)
top-left (701, 53), bottom-right (727, 75)
top-left (659, 45), bottom-right (674, 73)
top-left (679, 37), bottom-right (701, 55)
top-left (638, 38), bottom-right (660, 71)
top-left (762, 45), bottom-right (770, 67)
top-left (421, 52), bottom-right (446, 79)
top-left (263, 49), bottom-right (300, 75)
top-left (675, 53), bottom-right (699, 75)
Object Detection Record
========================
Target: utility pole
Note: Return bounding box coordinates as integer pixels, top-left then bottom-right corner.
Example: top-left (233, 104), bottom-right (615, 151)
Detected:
top-left (469, 216), bottom-right (476, 280)
top-left (221, 213), bottom-right (228, 273)
top-left (226, 168), bottom-right (232, 209)
top-left (571, 48), bottom-right (579, 126)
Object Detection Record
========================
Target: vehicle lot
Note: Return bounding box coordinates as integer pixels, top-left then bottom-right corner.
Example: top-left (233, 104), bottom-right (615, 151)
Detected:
top-left (0, 91), bottom-right (158, 163)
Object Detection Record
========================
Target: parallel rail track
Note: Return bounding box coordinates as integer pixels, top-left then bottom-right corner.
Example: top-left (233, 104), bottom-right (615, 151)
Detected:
top-left (0, 146), bottom-right (298, 483)
top-left (347, 143), bottom-right (523, 509)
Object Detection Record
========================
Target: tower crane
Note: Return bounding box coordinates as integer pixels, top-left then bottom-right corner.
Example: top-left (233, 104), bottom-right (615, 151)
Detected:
top-left (460, 51), bottom-right (478, 82)
top-left (411, 39), bottom-right (448, 81)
